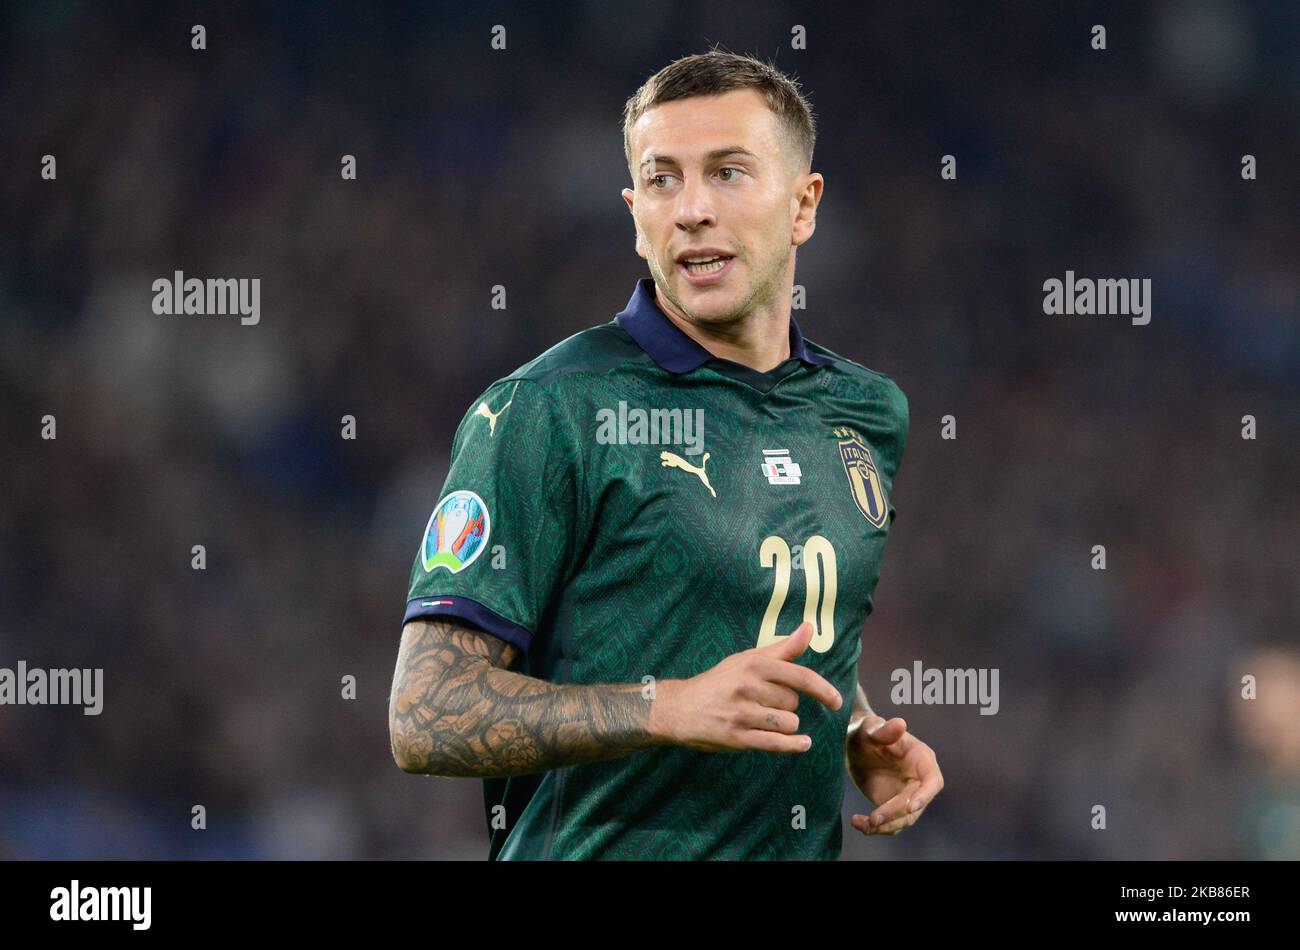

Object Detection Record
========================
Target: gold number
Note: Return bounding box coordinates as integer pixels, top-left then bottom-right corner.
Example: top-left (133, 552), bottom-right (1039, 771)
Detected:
top-left (756, 536), bottom-right (792, 649)
top-left (756, 534), bottom-right (838, 653)
top-left (803, 535), bottom-right (837, 652)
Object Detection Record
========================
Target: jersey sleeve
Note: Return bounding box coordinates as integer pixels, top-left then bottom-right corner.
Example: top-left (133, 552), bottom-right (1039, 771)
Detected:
top-left (883, 379), bottom-right (909, 525)
top-left (403, 377), bottom-right (586, 653)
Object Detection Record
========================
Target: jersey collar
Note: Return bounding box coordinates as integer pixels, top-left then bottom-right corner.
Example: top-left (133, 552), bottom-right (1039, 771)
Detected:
top-left (615, 277), bottom-right (832, 374)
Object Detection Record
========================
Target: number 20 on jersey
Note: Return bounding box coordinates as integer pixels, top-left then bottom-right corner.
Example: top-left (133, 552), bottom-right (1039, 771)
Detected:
top-left (756, 535), bottom-right (838, 652)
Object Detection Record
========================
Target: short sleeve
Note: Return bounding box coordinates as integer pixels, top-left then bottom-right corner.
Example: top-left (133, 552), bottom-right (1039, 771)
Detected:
top-left (886, 381), bottom-right (909, 525)
top-left (403, 378), bottom-right (585, 653)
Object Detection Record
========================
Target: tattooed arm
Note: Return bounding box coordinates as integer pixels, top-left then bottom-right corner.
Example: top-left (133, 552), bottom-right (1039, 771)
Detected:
top-left (388, 618), bottom-right (665, 777)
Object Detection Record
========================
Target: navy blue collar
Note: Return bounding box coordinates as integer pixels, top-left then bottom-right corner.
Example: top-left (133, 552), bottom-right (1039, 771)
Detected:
top-left (615, 277), bottom-right (832, 374)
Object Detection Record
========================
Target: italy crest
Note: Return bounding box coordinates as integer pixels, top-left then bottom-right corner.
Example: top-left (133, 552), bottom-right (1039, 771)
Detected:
top-left (834, 427), bottom-right (888, 528)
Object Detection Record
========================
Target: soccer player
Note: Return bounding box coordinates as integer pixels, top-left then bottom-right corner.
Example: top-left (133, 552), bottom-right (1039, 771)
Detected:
top-left (388, 50), bottom-right (943, 860)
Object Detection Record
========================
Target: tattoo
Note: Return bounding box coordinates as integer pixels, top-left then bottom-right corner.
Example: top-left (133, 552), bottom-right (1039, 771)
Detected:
top-left (388, 619), bottom-right (659, 777)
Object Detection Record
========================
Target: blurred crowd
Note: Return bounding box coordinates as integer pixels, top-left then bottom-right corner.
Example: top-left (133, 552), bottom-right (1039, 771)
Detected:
top-left (0, 1), bottom-right (1296, 859)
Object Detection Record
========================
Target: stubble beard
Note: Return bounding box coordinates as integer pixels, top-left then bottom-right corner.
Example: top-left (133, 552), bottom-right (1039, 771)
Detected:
top-left (652, 246), bottom-right (790, 333)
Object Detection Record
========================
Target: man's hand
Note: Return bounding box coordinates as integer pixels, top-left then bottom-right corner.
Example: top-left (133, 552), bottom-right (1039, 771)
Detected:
top-left (846, 714), bottom-right (943, 835)
top-left (650, 620), bottom-right (843, 753)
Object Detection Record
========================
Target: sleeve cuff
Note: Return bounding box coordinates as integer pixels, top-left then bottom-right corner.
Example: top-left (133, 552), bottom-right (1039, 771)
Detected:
top-left (402, 595), bottom-right (534, 653)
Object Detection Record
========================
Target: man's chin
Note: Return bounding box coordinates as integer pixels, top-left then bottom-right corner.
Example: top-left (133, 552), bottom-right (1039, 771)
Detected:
top-left (653, 269), bottom-right (747, 324)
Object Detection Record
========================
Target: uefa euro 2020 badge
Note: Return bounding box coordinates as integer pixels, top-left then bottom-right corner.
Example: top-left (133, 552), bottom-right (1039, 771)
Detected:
top-left (421, 490), bottom-right (490, 573)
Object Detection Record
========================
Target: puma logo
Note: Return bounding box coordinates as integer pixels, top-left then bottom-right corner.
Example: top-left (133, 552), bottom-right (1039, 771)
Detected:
top-left (660, 450), bottom-right (716, 498)
top-left (474, 398), bottom-right (512, 436)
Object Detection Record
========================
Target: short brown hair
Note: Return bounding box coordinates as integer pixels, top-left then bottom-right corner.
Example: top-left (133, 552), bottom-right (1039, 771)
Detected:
top-left (622, 49), bottom-right (817, 179)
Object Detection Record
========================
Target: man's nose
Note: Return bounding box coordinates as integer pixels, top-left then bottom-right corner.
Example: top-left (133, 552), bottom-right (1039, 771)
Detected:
top-left (675, 176), bottom-right (716, 230)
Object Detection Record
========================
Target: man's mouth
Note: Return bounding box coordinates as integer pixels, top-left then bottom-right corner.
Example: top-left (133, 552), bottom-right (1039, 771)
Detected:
top-left (678, 254), bottom-right (735, 276)
top-left (681, 254), bottom-right (733, 272)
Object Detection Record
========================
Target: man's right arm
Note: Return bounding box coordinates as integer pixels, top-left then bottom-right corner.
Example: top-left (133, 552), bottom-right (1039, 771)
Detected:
top-left (388, 617), bottom-right (842, 778)
top-left (387, 618), bottom-right (666, 778)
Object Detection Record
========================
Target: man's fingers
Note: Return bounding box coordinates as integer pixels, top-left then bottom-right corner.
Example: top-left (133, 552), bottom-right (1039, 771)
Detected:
top-left (866, 784), bottom-right (921, 829)
top-left (851, 810), bottom-right (919, 835)
top-left (850, 782), bottom-right (924, 835)
top-left (758, 655), bottom-right (843, 711)
top-left (751, 622), bottom-right (842, 710)
top-left (855, 777), bottom-right (938, 835)
top-left (854, 717), bottom-right (909, 759)
top-left (912, 767), bottom-right (944, 810)
top-left (757, 620), bottom-right (813, 661)
top-left (742, 704), bottom-right (800, 735)
top-left (863, 717), bottom-right (907, 745)
top-left (737, 728), bottom-right (813, 754)
top-left (749, 680), bottom-right (802, 712)
top-left (869, 801), bottom-right (927, 835)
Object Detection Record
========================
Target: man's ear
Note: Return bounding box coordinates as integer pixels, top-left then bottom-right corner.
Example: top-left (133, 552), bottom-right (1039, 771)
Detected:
top-left (622, 188), bottom-right (647, 260)
top-left (791, 172), bottom-right (823, 248)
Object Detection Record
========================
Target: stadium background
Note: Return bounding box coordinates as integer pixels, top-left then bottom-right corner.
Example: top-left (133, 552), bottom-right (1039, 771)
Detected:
top-left (1, 1), bottom-right (1297, 859)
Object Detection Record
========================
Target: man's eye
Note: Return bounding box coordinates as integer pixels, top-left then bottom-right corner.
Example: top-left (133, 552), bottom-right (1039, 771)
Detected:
top-left (718, 167), bottom-right (744, 181)
top-left (648, 174), bottom-right (672, 189)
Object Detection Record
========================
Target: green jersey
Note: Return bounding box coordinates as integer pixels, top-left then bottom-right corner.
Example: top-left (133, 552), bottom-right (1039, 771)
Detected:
top-left (404, 278), bottom-right (910, 859)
